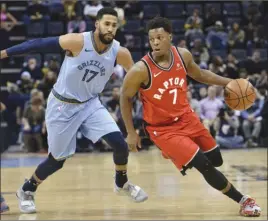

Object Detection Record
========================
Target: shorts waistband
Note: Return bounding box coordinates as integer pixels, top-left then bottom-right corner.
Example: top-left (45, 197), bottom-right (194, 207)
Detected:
top-left (52, 89), bottom-right (90, 104)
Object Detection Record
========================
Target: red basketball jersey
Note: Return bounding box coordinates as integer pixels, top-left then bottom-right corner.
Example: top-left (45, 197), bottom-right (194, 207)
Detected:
top-left (139, 46), bottom-right (192, 125)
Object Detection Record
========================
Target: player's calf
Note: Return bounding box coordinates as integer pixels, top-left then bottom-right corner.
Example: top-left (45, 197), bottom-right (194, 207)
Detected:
top-left (102, 132), bottom-right (148, 203)
top-left (189, 150), bottom-right (261, 217)
top-left (17, 154), bottom-right (66, 214)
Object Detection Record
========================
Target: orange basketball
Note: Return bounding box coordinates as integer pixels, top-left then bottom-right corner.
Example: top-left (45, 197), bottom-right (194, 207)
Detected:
top-left (224, 79), bottom-right (256, 111)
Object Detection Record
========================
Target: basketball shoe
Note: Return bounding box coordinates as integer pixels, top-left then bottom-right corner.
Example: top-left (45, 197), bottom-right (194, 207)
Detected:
top-left (239, 195), bottom-right (261, 217)
top-left (115, 181), bottom-right (148, 202)
top-left (16, 187), bottom-right (36, 214)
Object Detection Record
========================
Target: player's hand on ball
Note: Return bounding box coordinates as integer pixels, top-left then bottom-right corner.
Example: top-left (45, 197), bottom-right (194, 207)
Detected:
top-left (126, 131), bottom-right (141, 152)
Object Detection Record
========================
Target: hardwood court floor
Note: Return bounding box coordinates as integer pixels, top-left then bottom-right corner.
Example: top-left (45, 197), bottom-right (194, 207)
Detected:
top-left (1, 148), bottom-right (267, 220)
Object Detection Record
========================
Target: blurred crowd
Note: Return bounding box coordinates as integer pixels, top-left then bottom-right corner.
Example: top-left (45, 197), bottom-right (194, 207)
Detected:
top-left (0, 0), bottom-right (267, 153)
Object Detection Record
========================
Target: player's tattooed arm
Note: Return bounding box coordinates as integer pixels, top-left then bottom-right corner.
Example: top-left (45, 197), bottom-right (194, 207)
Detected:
top-left (179, 48), bottom-right (232, 87)
top-left (116, 47), bottom-right (134, 72)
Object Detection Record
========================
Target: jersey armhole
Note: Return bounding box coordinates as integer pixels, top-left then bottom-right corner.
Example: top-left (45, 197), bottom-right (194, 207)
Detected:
top-left (175, 47), bottom-right (188, 72)
top-left (140, 59), bottom-right (152, 90)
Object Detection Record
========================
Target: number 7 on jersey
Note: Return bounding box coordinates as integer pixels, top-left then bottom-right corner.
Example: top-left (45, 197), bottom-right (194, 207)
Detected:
top-left (169, 89), bottom-right (178, 104)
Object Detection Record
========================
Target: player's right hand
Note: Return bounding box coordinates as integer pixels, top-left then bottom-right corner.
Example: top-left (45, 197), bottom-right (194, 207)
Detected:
top-left (126, 131), bottom-right (141, 152)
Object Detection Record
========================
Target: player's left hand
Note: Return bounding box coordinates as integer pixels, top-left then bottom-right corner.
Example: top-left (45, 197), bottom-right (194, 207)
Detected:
top-left (126, 131), bottom-right (141, 152)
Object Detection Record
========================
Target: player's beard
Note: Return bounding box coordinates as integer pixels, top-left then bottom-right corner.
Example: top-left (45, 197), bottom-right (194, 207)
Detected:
top-left (99, 31), bottom-right (114, 45)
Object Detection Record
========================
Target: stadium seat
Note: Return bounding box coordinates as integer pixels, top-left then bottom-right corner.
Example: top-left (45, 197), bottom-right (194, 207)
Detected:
top-left (123, 20), bottom-right (142, 33)
top-left (86, 20), bottom-right (95, 31)
top-left (204, 3), bottom-right (222, 15)
top-left (143, 4), bottom-right (161, 19)
top-left (227, 17), bottom-right (242, 26)
top-left (47, 21), bottom-right (64, 36)
top-left (27, 22), bottom-right (45, 37)
top-left (170, 19), bottom-right (185, 34)
top-left (186, 3), bottom-right (203, 15)
top-left (231, 49), bottom-right (247, 61)
top-left (164, 3), bottom-right (185, 18)
top-left (131, 52), bottom-right (143, 62)
top-left (211, 50), bottom-right (227, 60)
top-left (48, 3), bottom-right (64, 15)
top-left (223, 3), bottom-right (241, 16)
top-left (258, 49), bottom-right (268, 60)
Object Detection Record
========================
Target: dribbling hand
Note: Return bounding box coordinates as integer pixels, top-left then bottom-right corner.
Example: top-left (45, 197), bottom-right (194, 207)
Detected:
top-left (126, 131), bottom-right (141, 152)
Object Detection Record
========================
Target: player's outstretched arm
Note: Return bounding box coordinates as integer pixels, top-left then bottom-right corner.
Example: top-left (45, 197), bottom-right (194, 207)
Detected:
top-left (179, 47), bottom-right (232, 87)
top-left (116, 47), bottom-right (134, 72)
top-left (120, 61), bottom-right (148, 151)
top-left (0, 33), bottom-right (83, 59)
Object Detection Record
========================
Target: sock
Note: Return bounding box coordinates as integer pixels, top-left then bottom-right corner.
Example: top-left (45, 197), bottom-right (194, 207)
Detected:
top-left (115, 170), bottom-right (128, 188)
top-left (22, 175), bottom-right (40, 192)
top-left (223, 184), bottom-right (244, 203)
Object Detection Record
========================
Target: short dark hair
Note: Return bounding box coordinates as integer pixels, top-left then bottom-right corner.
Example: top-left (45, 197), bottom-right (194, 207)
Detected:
top-left (146, 16), bottom-right (172, 33)
top-left (96, 7), bottom-right (118, 20)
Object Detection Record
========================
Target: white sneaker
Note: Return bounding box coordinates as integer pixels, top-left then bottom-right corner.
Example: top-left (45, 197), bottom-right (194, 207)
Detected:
top-left (239, 195), bottom-right (261, 217)
top-left (16, 188), bottom-right (36, 214)
top-left (115, 181), bottom-right (148, 203)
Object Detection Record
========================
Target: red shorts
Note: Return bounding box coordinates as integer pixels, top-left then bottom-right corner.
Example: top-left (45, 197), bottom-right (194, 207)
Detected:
top-left (146, 111), bottom-right (217, 171)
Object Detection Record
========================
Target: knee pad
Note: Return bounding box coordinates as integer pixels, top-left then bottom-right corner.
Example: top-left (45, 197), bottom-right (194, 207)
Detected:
top-left (47, 153), bottom-right (65, 170)
top-left (102, 132), bottom-right (129, 165)
top-left (189, 150), bottom-right (214, 174)
top-left (205, 147), bottom-right (223, 167)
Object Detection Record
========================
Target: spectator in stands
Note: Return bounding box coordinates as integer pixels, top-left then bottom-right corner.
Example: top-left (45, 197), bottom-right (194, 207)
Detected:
top-left (37, 71), bottom-right (57, 100)
top-left (198, 87), bottom-right (207, 100)
top-left (225, 54), bottom-right (239, 79)
top-left (256, 70), bottom-right (268, 89)
top-left (187, 90), bottom-right (200, 117)
top-left (191, 38), bottom-right (209, 64)
top-left (200, 86), bottom-right (223, 130)
top-left (23, 0), bottom-right (50, 25)
top-left (62, 0), bottom-right (77, 20)
top-left (241, 89), bottom-right (265, 147)
top-left (206, 21), bottom-right (228, 50)
top-left (43, 56), bottom-right (61, 76)
top-left (0, 3), bottom-right (18, 51)
top-left (123, 0), bottom-right (143, 19)
top-left (193, 52), bottom-right (207, 70)
top-left (22, 96), bottom-right (46, 153)
top-left (16, 71), bottom-right (34, 95)
top-left (22, 57), bottom-right (43, 80)
top-left (67, 15), bottom-right (86, 33)
top-left (204, 6), bottom-right (223, 31)
top-left (185, 9), bottom-right (203, 31)
top-left (185, 9), bottom-right (204, 45)
top-left (209, 56), bottom-right (226, 76)
top-left (0, 3), bottom-right (18, 30)
top-left (83, 0), bottom-right (103, 20)
top-left (241, 50), bottom-right (267, 75)
top-left (228, 22), bottom-right (245, 49)
top-left (215, 106), bottom-right (244, 149)
top-left (102, 73), bottom-right (123, 96)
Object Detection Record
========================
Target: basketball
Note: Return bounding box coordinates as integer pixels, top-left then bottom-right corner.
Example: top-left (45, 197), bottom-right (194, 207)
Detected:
top-left (224, 79), bottom-right (256, 111)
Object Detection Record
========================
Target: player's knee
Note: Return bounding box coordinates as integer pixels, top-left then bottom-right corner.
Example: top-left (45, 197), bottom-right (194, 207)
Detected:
top-left (48, 153), bottom-right (66, 170)
top-left (189, 150), bottom-right (214, 174)
top-left (102, 132), bottom-right (129, 165)
top-left (205, 147), bottom-right (223, 167)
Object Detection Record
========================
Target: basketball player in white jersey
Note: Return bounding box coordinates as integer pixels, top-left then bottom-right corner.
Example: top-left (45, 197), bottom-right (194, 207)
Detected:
top-left (0, 7), bottom-right (148, 213)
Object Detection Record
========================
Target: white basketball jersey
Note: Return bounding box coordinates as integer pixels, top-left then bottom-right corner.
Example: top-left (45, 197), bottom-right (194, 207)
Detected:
top-left (53, 31), bottom-right (120, 102)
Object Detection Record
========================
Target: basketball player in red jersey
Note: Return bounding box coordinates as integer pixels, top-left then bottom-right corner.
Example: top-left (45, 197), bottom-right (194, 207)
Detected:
top-left (120, 17), bottom-right (261, 217)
